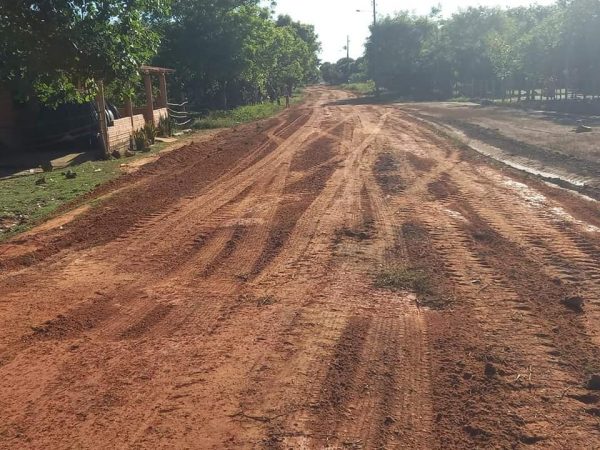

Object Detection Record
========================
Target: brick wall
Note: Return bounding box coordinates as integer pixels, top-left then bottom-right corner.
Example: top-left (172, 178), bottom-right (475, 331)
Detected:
top-left (107, 108), bottom-right (167, 154)
top-left (107, 114), bottom-right (145, 153)
top-left (153, 107), bottom-right (168, 126)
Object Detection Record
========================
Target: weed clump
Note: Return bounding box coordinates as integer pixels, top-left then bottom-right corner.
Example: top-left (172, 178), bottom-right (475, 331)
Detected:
top-left (374, 265), bottom-right (430, 294)
top-left (374, 264), bottom-right (447, 309)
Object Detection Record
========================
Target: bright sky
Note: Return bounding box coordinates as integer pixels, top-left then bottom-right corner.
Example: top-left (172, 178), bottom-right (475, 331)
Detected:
top-left (271, 0), bottom-right (555, 63)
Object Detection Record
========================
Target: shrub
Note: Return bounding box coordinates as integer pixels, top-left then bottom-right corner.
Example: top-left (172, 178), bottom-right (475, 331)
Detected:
top-left (157, 114), bottom-right (172, 137)
top-left (144, 122), bottom-right (157, 145)
top-left (133, 128), bottom-right (149, 152)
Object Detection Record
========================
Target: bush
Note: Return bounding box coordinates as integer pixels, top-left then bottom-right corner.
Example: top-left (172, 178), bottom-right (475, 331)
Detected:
top-left (157, 114), bottom-right (172, 137)
top-left (133, 128), bottom-right (149, 152)
top-left (144, 122), bottom-right (157, 145)
top-left (341, 81), bottom-right (376, 96)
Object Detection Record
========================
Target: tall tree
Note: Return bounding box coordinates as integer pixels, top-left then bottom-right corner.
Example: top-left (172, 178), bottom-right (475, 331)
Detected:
top-left (0, 0), bottom-right (171, 105)
top-left (156, 1), bottom-right (320, 108)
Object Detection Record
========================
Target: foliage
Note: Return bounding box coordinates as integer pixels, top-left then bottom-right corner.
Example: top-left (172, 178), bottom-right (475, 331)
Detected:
top-left (157, 115), bottom-right (173, 137)
top-left (320, 58), bottom-right (368, 85)
top-left (364, 0), bottom-right (600, 100)
top-left (144, 122), bottom-right (157, 146)
top-left (374, 265), bottom-right (431, 294)
top-left (0, 0), bottom-right (317, 115)
top-left (156, 2), bottom-right (320, 110)
top-left (340, 81), bottom-right (376, 96)
top-left (0, 0), bottom-right (172, 106)
top-left (133, 128), bottom-right (150, 152)
top-left (192, 101), bottom-right (285, 129)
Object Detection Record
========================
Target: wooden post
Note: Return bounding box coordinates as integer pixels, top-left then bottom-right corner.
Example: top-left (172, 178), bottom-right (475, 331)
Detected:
top-left (124, 96), bottom-right (134, 128)
top-left (143, 72), bottom-right (154, 124)
top-left (159, 72), bottom-right (168, 108)
top-left (96, 80), bottom-right (110, 158)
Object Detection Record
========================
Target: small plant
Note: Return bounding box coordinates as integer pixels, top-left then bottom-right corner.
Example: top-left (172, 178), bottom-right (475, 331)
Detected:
top-left (133, 128), bottom-right (149, 152)
top-left (157, 114), bottom-right (172, 138)
top-left (144, 122), bottom-right (157, 145)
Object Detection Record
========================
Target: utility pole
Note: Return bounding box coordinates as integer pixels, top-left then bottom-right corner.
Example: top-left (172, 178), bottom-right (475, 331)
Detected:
top-left (372, 0), bottom-right (380, 96)
top-left (372, 0), bottom-right (377, 27)
top-left (346, 35), bottom-right (350, 60)
top-left (356, 0), bottom-right (379, 96)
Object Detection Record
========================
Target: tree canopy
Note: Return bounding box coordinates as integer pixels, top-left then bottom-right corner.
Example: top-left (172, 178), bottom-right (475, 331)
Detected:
top-left (320, 57), bottom-right (367, 85)
top-left (0, 0), bottom-right (320, 109)
top-left (157, 2), bottom-right (320, 109)
top-left (353, 0), bottom-right (600, 100)
top-left (0, 0), bottom-right (171, 105)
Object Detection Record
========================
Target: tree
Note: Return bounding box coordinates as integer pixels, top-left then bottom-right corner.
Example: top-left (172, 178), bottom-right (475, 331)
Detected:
top-left (366, 13), bottom-right (439, 97)
top-left (320, 58), bottom-right (367, 85)
top-left (0, 0), bottom-right (171, 105)
top-left (157, 1), bottom-right (320, 109)
top-left (360, 1), bottom-right (600, 102)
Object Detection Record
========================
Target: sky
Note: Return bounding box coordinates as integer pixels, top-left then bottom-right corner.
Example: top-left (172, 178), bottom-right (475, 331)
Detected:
top-left (271, 0), bottom-right (555, 63)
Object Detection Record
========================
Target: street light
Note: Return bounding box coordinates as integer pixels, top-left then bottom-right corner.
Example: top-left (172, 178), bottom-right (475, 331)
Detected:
top-left (356, 0), bottom-right (377, 27)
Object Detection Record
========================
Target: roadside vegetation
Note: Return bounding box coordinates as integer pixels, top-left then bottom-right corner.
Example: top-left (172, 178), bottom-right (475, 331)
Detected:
top-left (321, 0), bottom-right (600, 103)
top-left (193, 103), bottom-right (284, 130)
top-left (0, 161), bottom-right (121, 240)
top-left (0, 142), bottom-right (179, 241)
top-left (375, 265), bottom-right (431, 294)
top-left (340, 81), bottom-right (375, 96)
top-left (1, 1), bottom-right (320, 111)
top-left (192, 91), bottom-right (303, 129)
top-left (0, 1), bottom-right (318, 240)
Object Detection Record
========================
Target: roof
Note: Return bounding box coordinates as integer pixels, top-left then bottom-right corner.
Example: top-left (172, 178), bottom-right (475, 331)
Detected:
top-left (140, 65), bottom-right (175, 74)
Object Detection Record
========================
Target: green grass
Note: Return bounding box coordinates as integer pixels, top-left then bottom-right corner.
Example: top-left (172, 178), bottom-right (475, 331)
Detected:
top-left (0, 140), bottom-right (173, 242)
top-left (340, 81), bottom-right (376, 96)
top-left (447, 96), bottom-right (472, 102)
top-left (193, 102), bottom-right (286, 130)
top-left (374, 264), bottom-right (449, 309)
top-left (192, 90), bottom-right (305, 130)
top-left (0, 161), bottom-right (121, 240)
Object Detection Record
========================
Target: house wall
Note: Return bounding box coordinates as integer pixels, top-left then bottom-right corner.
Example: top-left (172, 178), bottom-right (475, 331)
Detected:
top-left (107, 114), bottom-right (145, 153)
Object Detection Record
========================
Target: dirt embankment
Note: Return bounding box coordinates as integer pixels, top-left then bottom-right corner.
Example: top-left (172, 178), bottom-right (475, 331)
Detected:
top-left (0, 87), bottom-right (599, 449)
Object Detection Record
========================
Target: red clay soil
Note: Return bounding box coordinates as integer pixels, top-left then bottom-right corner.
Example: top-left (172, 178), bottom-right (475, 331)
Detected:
top-left (1, 87), bottom-right (600, 449)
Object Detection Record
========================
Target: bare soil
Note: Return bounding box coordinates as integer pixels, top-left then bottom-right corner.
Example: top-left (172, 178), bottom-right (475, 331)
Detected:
top-left (403, 101), bottom-right (600, 198)
top-left (1, 87), bottom-right (600, 449)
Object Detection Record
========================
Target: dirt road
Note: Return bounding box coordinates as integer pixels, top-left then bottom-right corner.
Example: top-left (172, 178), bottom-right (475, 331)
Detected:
top-left (402, 101), bottom-right (600, 199)
top-left (1, 87), bottom-right (600, 449)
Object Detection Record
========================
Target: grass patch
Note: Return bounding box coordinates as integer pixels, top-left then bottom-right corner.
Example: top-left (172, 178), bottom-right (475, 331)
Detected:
top-left (256, 295), bottom-right (277, 307)
top-left (192, 91), bottom-right (303, 130)
top-left (193, 103), bottom-right (284, 130)
top-left (375, 265), bottom-right (431, 294)
top-left (340, 81), bottom-right (376, 96)
top-left (447, 96), bottom-right (472, 103)
top-left (374, 264), bottom-right (448, 309)
top-left (0, 140), bottom-right (173, 242)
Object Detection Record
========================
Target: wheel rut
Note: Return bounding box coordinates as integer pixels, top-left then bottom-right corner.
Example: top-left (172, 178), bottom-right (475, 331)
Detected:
top-left (0, 87), bottom-right (599, 449)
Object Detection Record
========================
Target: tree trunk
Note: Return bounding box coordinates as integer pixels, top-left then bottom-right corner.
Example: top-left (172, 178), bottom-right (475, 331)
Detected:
top-left (221, 81), bottom-right (228, 110)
